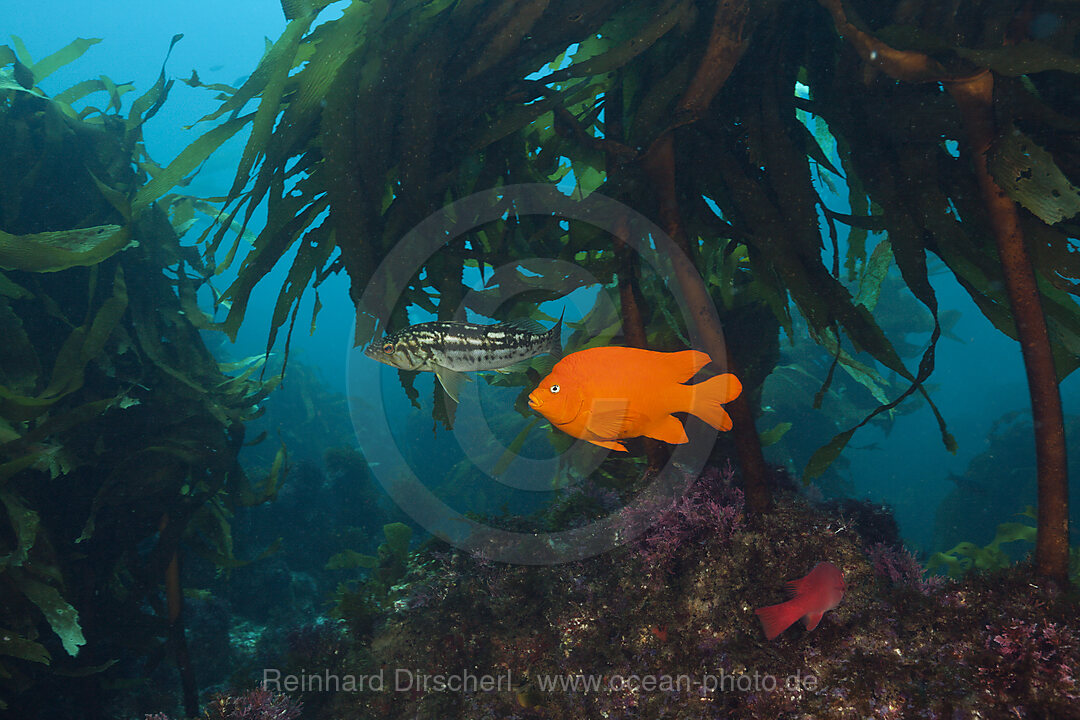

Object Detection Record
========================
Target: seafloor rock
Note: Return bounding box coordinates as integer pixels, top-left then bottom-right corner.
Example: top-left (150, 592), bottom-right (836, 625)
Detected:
top-left (312, 469), bottom-right (1079, 719)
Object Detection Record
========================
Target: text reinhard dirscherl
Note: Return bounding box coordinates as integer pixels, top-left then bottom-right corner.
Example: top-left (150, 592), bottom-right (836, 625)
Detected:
top-left (261, 667), bottom-right (820, 695)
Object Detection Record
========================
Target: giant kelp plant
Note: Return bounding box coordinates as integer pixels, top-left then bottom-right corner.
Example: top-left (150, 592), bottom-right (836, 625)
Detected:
top-left (160, 0), bottom-right (1080, 582)
top-left (0, 39), bottom-right (282, 716)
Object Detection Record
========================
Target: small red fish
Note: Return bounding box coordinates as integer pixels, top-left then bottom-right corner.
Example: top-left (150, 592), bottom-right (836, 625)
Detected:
top-left (754, 561), bottom-right (846, 640)
top-left (526, 347), bottom-right (742, 451)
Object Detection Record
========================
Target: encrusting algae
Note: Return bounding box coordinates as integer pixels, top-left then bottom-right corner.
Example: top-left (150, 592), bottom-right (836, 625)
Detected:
top-left (306, 464), bottom-right (1080, 719)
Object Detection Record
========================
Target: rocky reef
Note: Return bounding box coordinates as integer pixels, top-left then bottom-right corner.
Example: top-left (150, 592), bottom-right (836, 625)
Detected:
top-left (297, 464), bottom-right (1080, 720)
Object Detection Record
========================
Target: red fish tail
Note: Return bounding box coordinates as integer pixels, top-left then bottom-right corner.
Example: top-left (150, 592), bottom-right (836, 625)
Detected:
top-left (688, 373), bottom-right (742, 431)
top-left (755, 598), bottom-right (806, 640)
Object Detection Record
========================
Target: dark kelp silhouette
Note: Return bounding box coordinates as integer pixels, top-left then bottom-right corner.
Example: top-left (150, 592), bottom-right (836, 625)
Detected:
top-left (151, 0), bottom-right (1076, 582)
top-left (0, 37), bottom-right (281, 715)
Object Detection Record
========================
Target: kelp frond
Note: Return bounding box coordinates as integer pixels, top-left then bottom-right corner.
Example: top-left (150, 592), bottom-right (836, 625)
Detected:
top-left (172, 0), bottom-right (1080, 489)
top-left (0, 38), bottom-right (282, 708)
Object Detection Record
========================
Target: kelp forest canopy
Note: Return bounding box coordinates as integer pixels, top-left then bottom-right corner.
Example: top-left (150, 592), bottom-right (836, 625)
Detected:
top-left (171, 1), bottom-right (1080, 475)
top-left (126, 0), bottom-right (1079, 575)
top-left (0, 31), bottom-right (287, 714)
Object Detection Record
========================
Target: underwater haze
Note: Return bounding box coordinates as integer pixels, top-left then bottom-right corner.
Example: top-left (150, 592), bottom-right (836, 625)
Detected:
top-left (3, 1), bottom-right (1080, 718)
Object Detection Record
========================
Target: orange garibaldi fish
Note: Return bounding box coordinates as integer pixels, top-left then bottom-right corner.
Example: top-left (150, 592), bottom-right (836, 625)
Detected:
top-left (526, 346), bottom-right (742, 451)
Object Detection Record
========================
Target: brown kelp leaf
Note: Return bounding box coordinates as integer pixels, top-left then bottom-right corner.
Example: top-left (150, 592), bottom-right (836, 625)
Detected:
top-left (382, 522), bottom-right (412, 558)
top-left (433, 374), bottom-right (456, 430)
top-left (41, 265), bottom-right (128, 401)
top-left (96, 74), bottom-right (125, 113)
top-left (188, 499), bottom-right (282, 571)
top-left (189, 17), bottom-right (310, 127)
top-left (1, 40), bottom-right (37, 91)
top-left (280, 0), bottom-right (336, 20)
top-left (7, 36), bottom-right (32, 68)
top-left (544, 0), bottom-right (692, 82)
top-left (260, 442), bottom-right (287, 503)
top-left (326, 550), bottom-right (378, 570)
top-left (253, 5), bottom-right (367, 192)
top-left (125, 33), bottom-right (182, 134)
top-left (397, 369), bottom-right (420, 410)
top-left (0, 490), bottom-right (40, 570)
top-left (264, 219), bottom-right (335, 360)
top-left (0, 273), bottom-right (30, 299)
top-left (0, 268), bottom-right (129, 420)
top-left (853, 239), bottom-right (892, 311)
top-left (0, 298), bottom-right (40, 394)
top-left (1024, 218), bottom-right (1080, 292)
top-left (9, 570), bottom-right (85, 657)
top-left (988, 127), bottom-right (1080, 225)
top-left (53, 77), bottom-right (134, 108)
top-left (1037, 281), bottom-right (1080, 378)
top-left (9, 397), bottom-right (115, 452)
top-left (810, 326), bottom-right (891, 405)
top-left (132, 113), bottom-right (253, 217)
top-left (85, 169), bottom-right (132, 222)
top-left (0, 225), bottom-right (132, 273)
top-left (310, 291), bottom-right (322, 335)
top-left (30, 38), bottom-right (101, 83)
top-left (219, 193), bottom-right (330, 341)
top-left (957, 40), bottom-right (1080, 77)
top-left (794, 119), bottom-right (842, 177)
top-left (464, 0), bottom-right (551, 80)
top-left (226, 14), bottom-right (314, 199)
top-left (0, 629), bottom-right (50, 665)
top-left (759, 421), bottom-right (792, 447)
top-left (811, 156), bottom-right (954, 480)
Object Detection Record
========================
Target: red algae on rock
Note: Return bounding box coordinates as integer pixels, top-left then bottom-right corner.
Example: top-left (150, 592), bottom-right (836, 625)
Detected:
top-left (305, 465), bottom-right (1079, 719)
